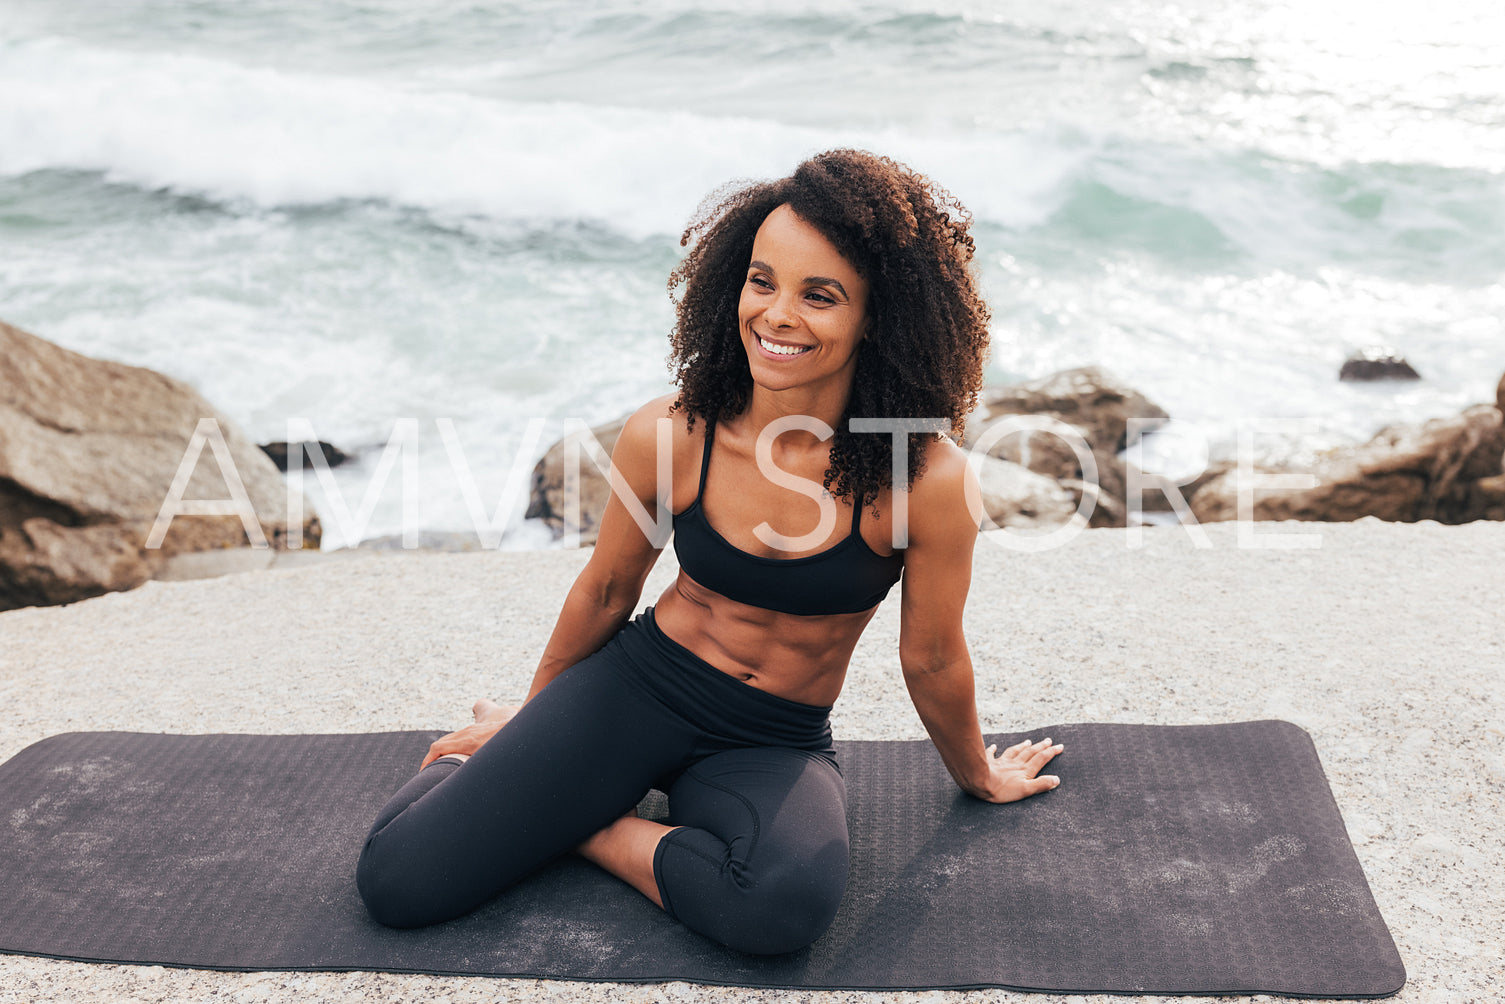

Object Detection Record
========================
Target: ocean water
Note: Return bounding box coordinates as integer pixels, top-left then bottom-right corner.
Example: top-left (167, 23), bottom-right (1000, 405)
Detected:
top-left (2, 0), bottom-right (1502, 547)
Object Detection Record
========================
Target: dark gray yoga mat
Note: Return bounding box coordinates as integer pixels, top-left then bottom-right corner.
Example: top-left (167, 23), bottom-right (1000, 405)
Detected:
top-left (0, 721), bottom-right (1403, 997)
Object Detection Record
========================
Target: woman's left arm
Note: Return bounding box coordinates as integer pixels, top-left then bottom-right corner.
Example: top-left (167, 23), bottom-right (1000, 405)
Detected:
top-left (898, 439), bottom-right (1062, 803)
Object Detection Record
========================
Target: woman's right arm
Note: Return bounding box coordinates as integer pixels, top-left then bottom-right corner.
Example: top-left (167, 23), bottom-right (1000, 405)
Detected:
top-left (524, 395), bottom-right (680, 699)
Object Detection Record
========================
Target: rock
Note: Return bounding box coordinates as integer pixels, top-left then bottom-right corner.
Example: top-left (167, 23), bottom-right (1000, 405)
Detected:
top-left (966, 368), bottom-right (1170, 527)
top-left (975, 366), bottom-right (1170, 453)
top-left (1467, 474), bottom-right (1505, 522)
top-left (259, 440), bottom-right (349, 471)
top-left (1339, 348), bottom-right (1421, 382)
top-left (1189, 404), bottom-right (1505, 524)
top-left (0, 320), bottom-right (319, 611)
top-left (974, 454), bottom-right (1078, 531)
top-left (526, 415), bottom-right (630, 545)
top-left (1496, 371), bottom-right (1505, 477)
top-left (0, 521), bottom-right (154, 609)
top-left (971, 421), bottom-right (1128, 527)
top-left (1131, 461), bottom-right (1235, 515)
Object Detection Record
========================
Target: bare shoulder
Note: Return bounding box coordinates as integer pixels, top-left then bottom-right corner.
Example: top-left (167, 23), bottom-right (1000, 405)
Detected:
top-left (909, 436), bottom-right (976, 511)
top-left (905, 436), bottom-right (980, 544)
top-left (617, 393), bottom-right (683, 441)
top-left (609, 394), bottom-right (709, 507)
top-left (613, 393), bottom-right (695, 460)
top-left (914, 436), bottom-right (973, 490)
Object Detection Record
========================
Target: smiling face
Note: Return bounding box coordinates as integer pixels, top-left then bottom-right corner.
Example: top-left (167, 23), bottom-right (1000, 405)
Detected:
top-left (739, 204), bottom-right (869, 402)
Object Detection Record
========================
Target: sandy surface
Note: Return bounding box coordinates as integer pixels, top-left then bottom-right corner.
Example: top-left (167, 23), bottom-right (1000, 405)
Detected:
top-left (1, 518), bottom-right (1501, 1003)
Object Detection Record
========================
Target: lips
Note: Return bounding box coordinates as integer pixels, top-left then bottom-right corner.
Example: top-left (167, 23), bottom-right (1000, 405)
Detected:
top-left (756, 333), bottom-right (812, 357)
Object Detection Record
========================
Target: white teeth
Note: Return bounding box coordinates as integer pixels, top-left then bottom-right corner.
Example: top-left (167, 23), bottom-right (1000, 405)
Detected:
top-left (759, 335), bottom-right (809, 356)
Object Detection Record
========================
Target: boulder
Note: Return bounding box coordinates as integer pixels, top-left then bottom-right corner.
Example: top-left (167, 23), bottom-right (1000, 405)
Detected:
top-left (526, 415), bottom-right (630, 545)
top-left (1129, 462), bottom-right (1235, 516)
top-left (974, 454), bottom-right (1078, 532)
top-left (1189, 403), bottom-right (1505, 524)
top-left (260, 440), bottom-right (350, 471)
top-left (966, 367), bottom-right (1171, 527)
top-left (1466, 474), bottom-right (1505, 522)
top-left (975, 366), bottom-right (1170, 454)
top-left (970, 422), bottom-right (1127, 527)
top-left (1339, 348), bottom-right (1421, 382)
top-left (0, 521), bottom-right (154, 609)
top-left (0, 320), bottom-right (319, 611)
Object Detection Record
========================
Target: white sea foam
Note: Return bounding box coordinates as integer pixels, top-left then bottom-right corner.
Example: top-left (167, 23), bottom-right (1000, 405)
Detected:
top-left (4, 34), bottom-right (1495, 271)
top-left (0, 36), bottom-right (1081, 238)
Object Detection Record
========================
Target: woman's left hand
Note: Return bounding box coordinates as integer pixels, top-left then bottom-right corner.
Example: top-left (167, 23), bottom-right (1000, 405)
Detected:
top-left (973, 737), bottom-right (1063, 803)
top-left (420, 721), bottom-right (503, 769)
top-left (419, 701), bottom-right (521, 769)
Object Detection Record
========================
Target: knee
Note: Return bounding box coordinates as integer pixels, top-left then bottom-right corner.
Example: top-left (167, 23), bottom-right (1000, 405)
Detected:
top-left (719, 855), bottom-right (848, 955)
top-left (356, 837), bottom-right (450, 929)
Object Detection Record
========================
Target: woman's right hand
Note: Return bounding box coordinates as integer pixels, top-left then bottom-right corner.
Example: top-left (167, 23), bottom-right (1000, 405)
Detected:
top-left (419, 701), bottom-right (520, 769)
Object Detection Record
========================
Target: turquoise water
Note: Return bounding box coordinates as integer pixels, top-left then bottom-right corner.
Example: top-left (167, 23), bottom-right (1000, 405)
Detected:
top-left (2, 1), bottom-right (1502, 545)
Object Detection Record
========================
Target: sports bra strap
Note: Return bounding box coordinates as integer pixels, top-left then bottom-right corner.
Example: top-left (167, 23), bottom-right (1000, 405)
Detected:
top-left (695, 423), bottom-right (715, 500)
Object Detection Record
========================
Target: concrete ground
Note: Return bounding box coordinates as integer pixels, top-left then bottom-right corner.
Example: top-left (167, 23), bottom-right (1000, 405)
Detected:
top-left (1, 518), bottom-right (1501, 1003)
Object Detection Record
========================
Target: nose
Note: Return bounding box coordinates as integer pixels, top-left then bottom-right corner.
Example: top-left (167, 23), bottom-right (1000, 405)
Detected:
top-left (765, 293), bottom-right (798, 329)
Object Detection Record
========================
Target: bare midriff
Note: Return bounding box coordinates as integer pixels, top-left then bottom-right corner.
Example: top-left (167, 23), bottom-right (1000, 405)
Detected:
top-left (652, 570), bottom-right (879, 708)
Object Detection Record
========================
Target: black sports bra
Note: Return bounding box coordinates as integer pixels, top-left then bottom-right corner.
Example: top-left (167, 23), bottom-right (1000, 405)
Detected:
top-left (672, 423), bottom-right (904, 615)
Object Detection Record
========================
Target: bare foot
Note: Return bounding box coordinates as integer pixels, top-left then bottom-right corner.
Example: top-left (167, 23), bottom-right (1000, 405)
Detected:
top-left (473, 698), bottom-right (521, 726)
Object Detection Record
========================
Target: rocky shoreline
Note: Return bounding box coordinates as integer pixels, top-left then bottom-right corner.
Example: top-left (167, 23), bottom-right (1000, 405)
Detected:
top-left (0, 320), bottom-right (321, 611)
top-left (527, 366), bottom-right (1505, 543)
top-left (5, 317), bottom-right (1503, 611)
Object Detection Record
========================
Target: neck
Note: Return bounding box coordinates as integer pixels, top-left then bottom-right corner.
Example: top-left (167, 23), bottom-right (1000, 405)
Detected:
top-left (741, 382), bottom-right (852, 445)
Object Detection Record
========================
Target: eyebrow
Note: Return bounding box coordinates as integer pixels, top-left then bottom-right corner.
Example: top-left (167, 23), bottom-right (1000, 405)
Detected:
top-left (748, 260), bottom-right (849, 300)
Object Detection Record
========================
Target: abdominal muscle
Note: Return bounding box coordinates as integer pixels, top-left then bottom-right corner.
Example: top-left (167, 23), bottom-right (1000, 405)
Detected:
top-left (651, 571), bottom-right (878, 708)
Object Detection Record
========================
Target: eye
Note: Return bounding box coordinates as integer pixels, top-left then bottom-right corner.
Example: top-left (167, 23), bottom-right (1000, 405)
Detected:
top-left (806, 290), bottom-right (835, 305)
top-left (747, 274), bottom-right (773, 290)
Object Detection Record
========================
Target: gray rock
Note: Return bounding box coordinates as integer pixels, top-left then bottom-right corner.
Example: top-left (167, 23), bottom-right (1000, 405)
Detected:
top-left (259, 440), bottom-right (350, 471)
top-left (1339, 347), bottom-right (1421, 382)
top-left (971, 420), bottom-right (1128, 528)
top-left (525, 415), bottom-right (630, 545)
top-left (966, 368), bottom-right (1171, 528)
top-left (975, 366), bottom-right (1170, 453)
top-left (1190, 402), bottom-right (1505, 524)
top-left (0, 319), bottom-right (319, 610)
top-left (973, 454), bottom-right (1078, 531)
top-left (0, 520), bottom-right (154, 609)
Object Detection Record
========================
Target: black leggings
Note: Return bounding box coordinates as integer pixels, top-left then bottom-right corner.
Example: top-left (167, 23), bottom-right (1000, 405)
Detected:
top-left (356, 608), bottom-right (849, 955)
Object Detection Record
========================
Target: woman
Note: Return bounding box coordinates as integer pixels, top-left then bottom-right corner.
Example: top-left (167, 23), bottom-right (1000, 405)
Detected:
top-left (356, 149), bottom-right (1063, 955)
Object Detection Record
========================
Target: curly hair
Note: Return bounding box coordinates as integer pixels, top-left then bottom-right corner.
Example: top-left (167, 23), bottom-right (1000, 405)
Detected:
top-left (667, 148), bottom-right (991, 508)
